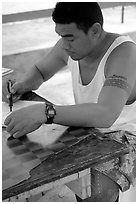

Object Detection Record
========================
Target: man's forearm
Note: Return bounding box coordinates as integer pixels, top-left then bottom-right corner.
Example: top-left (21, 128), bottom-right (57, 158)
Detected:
top-left (53, 103), bottom-right (115, 128)
top-left (21, 65), bottom-right (44, 92)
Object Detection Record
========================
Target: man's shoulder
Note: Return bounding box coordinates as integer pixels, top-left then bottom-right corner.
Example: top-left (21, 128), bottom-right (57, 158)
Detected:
top-left (108, 35), bottom-right (135, 61)
top-left (105, 35), bottom-right (136, 77)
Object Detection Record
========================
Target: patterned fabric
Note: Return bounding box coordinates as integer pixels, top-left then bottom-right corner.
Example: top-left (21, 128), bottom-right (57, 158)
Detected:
top-left (93, 130), bottom-right (136, 192)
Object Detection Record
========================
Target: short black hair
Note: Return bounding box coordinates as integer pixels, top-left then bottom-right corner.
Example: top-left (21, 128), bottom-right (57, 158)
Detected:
top-left (52, 2), bottom-right (103, 33)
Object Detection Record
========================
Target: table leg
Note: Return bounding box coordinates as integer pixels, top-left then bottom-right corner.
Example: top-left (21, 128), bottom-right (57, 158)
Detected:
top-left (66, 168), bottom-right (91, 199)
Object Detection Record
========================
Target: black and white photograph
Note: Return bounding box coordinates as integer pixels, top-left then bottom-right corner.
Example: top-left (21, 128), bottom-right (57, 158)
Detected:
top-left (2, 1), bottom-right (136, 202)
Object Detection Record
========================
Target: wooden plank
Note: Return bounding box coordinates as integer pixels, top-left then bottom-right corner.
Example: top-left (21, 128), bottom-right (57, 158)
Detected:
top-left (2, 8), bottom-right (53, 24)
top-left (3, 127), bottom-right (129, 200)
top-left (99, 2), bottom-right (136, 9)
top-left (3, 173), bottom-right (79, 202)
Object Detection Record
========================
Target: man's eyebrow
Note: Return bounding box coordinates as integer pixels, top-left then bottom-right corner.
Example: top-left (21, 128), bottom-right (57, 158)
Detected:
top-left (56, 32), bottom-right (73, 38)
top-left (62, 34), bottom-right (74, 37)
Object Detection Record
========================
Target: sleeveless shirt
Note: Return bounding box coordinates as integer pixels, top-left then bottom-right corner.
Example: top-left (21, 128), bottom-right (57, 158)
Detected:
top-left (68, 36), bottom-right (136, 133)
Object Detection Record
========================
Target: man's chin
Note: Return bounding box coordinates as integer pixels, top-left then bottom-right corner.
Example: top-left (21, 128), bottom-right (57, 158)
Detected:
top-left (69, 55), bottom-right (81, 61)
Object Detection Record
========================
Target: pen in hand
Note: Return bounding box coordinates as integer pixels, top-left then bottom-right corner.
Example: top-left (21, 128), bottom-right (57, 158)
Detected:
top-left (7, 80), bottom-right (13, 112)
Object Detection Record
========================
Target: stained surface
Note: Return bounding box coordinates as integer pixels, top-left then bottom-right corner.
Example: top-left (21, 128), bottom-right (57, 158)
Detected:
top-left (2, 121), bottom-right (91, 191)
top-left (2, 125), bottom-right (129, 201)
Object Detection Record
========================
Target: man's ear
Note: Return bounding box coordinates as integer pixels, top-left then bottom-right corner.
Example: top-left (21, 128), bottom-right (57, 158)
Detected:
top-left (90, 23), bottom-right (102, 38)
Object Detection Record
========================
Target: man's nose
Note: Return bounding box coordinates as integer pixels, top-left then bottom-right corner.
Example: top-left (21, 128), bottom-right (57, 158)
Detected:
top-left (62, 38), bottom-right (70, 50)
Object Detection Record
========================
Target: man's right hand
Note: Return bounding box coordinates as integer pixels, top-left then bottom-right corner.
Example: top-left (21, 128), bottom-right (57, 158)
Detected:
top-left (2, 79), bottom-right (25, 103)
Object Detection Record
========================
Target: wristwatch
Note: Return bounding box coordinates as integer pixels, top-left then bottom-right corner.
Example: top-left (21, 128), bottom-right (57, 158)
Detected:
top-left (45, 103), bottom-right (56, 124)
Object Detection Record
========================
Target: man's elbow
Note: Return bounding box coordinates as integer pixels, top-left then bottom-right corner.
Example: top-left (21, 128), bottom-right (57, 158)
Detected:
top-left (88, 110), bottom-right (119, 128)
top-left (99, 112), bottom-right (119, 128)
top-left (103, 118), bottom-right (115, 128)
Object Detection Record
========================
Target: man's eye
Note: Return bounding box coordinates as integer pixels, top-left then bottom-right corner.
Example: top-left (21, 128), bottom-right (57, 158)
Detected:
top-left (68, 39), bottom-right (74, 42)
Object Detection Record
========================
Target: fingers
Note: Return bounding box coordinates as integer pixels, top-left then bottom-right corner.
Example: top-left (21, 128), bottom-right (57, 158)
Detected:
top-left (12, 94), bottom-right (21, 102)
top-left (4, 114), bottom-right (18, 137)
top-left (11, 82), bottom-right (22, 94)
top-left (13, 131), bottom-right (25, 138)
top-left (4, 113), bottom-right (26, 138)
top-left (5, 122), bottom-right (25, 138)
top-left (2, 78), bottom-right (21, 103)
top-left (6, 122), bottom-right (14, 133)
top-left (4, 114), bottom-right (12, 126)
top-left (6, 93), bottom-right (21, 103)
top-left (11, 126), bottom-right (27, 138)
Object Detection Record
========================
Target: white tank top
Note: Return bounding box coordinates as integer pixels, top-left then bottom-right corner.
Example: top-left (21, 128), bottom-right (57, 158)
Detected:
top-left (68, 36), bottom-right (136, 133)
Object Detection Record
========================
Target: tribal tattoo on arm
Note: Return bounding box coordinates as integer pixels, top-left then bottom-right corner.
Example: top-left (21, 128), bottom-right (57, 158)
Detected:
top-left (103, 74), bottom-right (131, 95)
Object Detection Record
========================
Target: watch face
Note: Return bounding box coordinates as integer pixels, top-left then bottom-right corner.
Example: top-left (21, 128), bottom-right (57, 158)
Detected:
top-left (48, 109), bottom-right (55, 117)
top-left (45, 104), bottom-right (56, 124)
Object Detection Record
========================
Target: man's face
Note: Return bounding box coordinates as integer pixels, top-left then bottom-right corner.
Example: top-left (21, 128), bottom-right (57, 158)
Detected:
top-left (55, 23), bottom-right (94, 60)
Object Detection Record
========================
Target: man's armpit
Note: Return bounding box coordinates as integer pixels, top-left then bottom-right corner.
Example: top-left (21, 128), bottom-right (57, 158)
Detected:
top-left (103, 75), bottom-right (131, 95)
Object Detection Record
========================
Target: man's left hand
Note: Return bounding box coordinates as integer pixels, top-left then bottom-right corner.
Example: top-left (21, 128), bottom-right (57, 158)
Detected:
top-left (4, 103), bottom-right (46, 138)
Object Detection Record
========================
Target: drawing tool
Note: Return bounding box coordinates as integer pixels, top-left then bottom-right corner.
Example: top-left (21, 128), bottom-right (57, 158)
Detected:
top-left (7, 80), bottom-right (13, 112)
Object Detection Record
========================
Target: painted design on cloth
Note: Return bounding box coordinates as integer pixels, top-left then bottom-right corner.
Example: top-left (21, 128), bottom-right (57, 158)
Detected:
top-left (93, 130), bottom-right (136, 192)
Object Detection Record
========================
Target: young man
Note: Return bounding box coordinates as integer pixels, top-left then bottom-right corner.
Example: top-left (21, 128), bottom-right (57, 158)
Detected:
top-left (4, 3), bottom-right (136, 202)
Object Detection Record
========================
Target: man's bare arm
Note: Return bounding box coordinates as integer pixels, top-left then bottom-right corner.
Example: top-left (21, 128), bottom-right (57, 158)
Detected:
top-left (18, 39), bottom-right (68, 92)
top-left (35, 39), bottom-right (68, 82)
top-left (52, 41), bottom-right (136, 128)
top-left (4, 40), bottom-right (136, 138)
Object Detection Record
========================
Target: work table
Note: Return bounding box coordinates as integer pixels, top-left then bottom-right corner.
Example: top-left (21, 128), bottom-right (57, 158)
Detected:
top-left (2, 92), bottom-right (129, 201)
